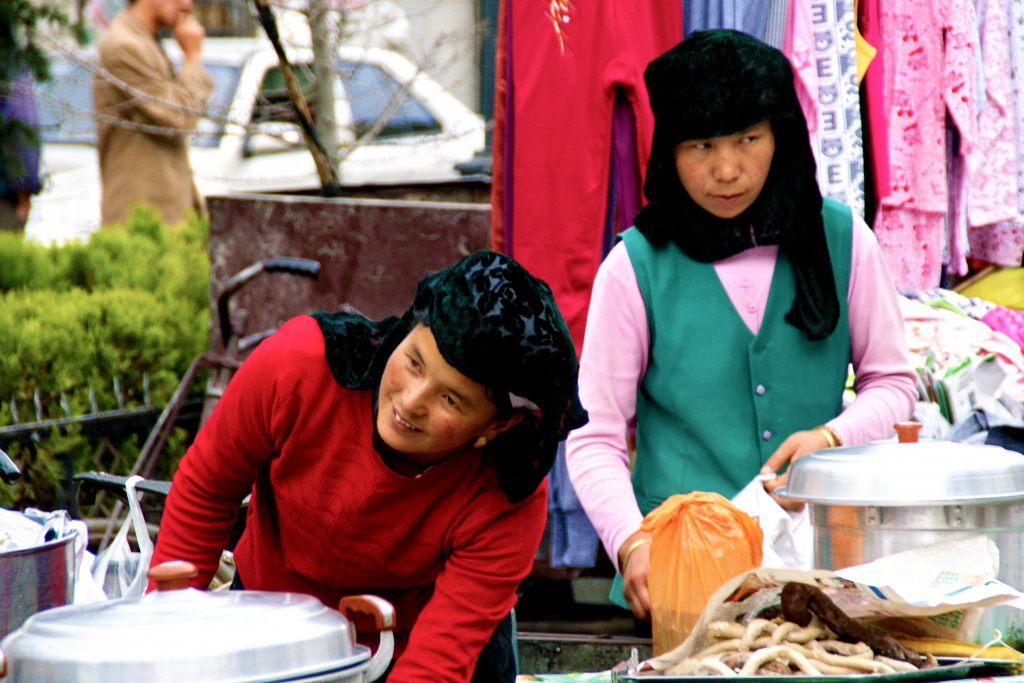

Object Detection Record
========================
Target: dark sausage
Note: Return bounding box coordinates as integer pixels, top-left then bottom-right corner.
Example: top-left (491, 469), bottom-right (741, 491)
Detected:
top-left (780, 582), bottom-right (934, 668)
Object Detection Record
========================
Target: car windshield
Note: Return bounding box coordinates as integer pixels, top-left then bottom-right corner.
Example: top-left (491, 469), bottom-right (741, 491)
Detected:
top-left (336, 59), bottom-right (441, 139)
top-left (253, 59), bottom-right (442, 141)
top-left (36, 57), bottom-right (240, 148)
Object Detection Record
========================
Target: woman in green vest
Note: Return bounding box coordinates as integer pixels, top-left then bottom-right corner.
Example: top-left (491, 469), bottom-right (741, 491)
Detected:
top-left (564, 30), bottom-right (916, 622)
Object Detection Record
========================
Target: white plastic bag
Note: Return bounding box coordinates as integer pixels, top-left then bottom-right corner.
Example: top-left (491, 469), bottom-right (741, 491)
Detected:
top-left (91, 475), bottom-right (154, 599)
top-left (731, 475), bottom-right (813, 570)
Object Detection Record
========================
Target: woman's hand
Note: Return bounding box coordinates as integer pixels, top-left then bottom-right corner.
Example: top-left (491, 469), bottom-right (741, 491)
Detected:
top-left (618, 531), bottom-right (653, 621)
top-left (760, 428), bottom-right (832, 511)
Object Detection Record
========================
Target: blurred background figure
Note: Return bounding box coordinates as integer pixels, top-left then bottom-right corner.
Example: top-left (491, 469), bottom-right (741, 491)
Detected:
top-left (0, 72), bottom-right (43, 232)
top-left (93, 0), bottom-right (213, 227)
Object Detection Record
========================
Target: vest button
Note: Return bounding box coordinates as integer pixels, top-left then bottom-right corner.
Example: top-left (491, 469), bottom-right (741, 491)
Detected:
top-left (755, 384), bottom-right (766, 395)
top-left (762, 430), bottom-right (772, 440)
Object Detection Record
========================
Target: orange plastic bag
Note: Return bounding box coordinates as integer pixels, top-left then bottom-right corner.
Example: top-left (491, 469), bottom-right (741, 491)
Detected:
top-left (641, 491), bottom-right (763, 655)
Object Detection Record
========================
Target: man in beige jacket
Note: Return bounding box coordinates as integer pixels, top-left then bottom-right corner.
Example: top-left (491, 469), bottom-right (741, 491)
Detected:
top-left (94, 0), bottom-right (213, 227)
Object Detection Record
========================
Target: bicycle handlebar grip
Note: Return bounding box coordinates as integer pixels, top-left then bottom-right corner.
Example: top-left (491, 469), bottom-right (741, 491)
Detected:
top-left (217, 257), bottom-right (322, 345)
top-left (262, 257), bottom-right (321, 278)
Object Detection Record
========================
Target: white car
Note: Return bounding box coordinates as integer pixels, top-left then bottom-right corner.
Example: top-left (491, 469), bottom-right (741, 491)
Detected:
top-left (27, 38), bottom-right (486, 244)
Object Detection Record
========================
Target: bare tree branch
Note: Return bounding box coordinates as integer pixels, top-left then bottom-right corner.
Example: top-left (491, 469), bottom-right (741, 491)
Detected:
top-left (251, 0), bottom-right (340, 194)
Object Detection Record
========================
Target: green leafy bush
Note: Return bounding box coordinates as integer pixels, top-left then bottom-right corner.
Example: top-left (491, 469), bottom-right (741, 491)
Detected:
top-left (0, 207), bottom-right (210, 509)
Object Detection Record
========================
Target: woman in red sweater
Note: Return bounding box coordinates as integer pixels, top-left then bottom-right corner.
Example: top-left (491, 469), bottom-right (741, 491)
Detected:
top-left (152, 251), bottom-right (587, 682)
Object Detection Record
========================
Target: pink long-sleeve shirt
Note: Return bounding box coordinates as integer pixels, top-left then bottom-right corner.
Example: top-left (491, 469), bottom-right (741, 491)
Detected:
top-left (565, 215), bottom-right (917, 569)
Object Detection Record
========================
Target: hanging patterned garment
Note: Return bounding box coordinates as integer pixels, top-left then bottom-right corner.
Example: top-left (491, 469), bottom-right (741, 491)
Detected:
top-left (965, 0), bottom-right (1017, 229)
top-left (968, 0), bottom-right (1024, 267)
top-left (872, 0), bottom-right (978, 289)
top-left (491, 1), bottom-right (682, 352)
top-left (808, 0), bottom-right (866, 219)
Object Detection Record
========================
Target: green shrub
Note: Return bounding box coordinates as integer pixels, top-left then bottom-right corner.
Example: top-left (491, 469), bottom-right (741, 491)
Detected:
top-left (0, 207), bottom-right (210, 509)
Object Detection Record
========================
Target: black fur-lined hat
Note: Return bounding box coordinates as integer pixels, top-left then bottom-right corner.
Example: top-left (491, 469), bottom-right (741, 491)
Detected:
top-left (635, 29), bottom-right (840, 341)
top-left (645, 29), bottom-right (807, 145)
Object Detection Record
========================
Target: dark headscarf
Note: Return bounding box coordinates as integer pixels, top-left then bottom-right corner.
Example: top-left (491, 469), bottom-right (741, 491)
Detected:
top-left (635, 29), bottom-right (839, 340)
top-left (313, 251), bottom-right (588, 504)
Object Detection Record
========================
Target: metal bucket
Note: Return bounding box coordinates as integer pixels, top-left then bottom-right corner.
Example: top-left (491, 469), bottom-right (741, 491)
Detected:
top-left (0, 535), bottom-right (76, 639)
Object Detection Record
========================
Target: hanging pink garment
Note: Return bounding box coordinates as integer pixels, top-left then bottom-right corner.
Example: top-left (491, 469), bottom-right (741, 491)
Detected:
top-left (783, 0), bottom-right (817, 135)
top-left (968, 0), bottom-right (1024, 267)
top-left (966, 0), bottom-right (1017, 229)
top-left (971, 222), bottom-right (1024, 267)
top-left (874, 210), bottom-right (948, 288)
top-left (873, 0), bottom-right (978, 289)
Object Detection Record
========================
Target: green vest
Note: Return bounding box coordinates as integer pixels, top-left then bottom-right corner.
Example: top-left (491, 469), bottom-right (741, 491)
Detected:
top-left (621, 198), bottom-right (853, 516)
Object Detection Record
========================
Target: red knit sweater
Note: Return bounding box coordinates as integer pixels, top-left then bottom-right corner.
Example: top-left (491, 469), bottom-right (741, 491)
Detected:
top-left (153, 316), bottom-right (548, 682)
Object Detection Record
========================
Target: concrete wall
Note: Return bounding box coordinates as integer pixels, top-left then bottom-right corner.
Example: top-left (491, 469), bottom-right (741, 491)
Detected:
top-left (205, 194), bottom-right (491, 352)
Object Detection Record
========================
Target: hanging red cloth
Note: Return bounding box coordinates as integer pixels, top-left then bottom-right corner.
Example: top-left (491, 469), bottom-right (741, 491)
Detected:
top-left (491, 1), bottom-right (682, 353)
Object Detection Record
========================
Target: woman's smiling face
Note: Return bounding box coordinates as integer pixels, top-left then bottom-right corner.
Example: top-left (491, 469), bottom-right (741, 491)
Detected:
top-left (376, 324), bottom-right (504, 469)
top-left (673, 120), bottom-right (776, 219)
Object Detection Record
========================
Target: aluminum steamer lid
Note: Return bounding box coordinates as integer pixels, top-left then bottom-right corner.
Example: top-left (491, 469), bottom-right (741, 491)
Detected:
top-left (0, 588), bottom-right (369, 683)
top-left (776, 439), bottom-right (1024, 506)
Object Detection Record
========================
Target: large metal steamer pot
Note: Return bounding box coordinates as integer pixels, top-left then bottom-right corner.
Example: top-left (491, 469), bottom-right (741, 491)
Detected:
top-left (0, 535), bottom-right (76, 640)
top-left (777, 423), bottom-right (1024, 643)
top-left (0, 561), bottom-right (395, 682)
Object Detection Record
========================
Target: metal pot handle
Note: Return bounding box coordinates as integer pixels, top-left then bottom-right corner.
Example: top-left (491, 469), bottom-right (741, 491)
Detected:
top-left (339, 595), bottom-right (395, 682)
